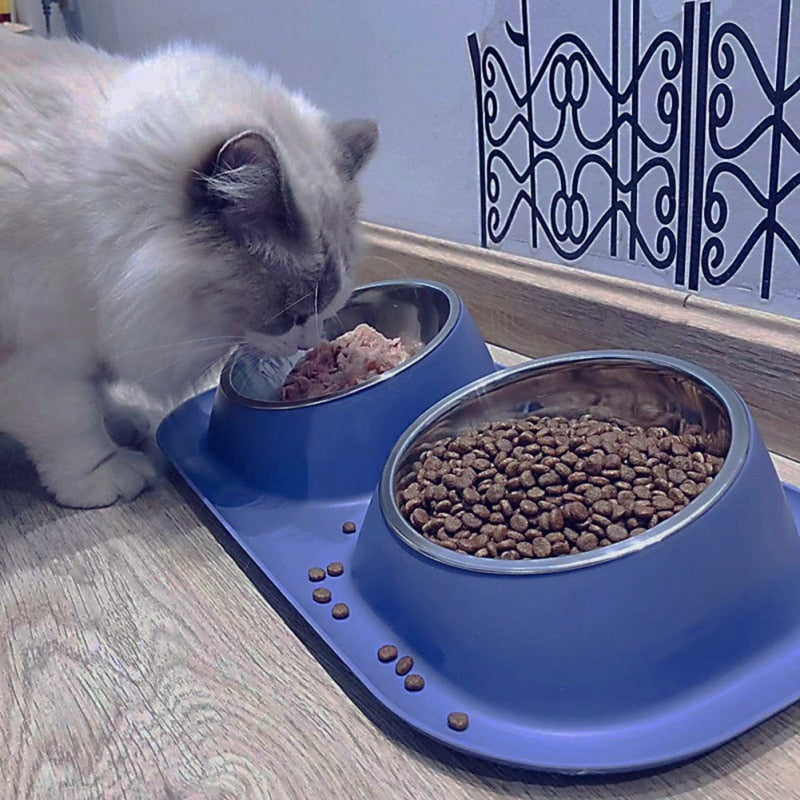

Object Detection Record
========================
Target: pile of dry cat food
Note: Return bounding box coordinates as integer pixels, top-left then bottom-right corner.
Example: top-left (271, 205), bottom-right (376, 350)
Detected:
top-left (281, 323), bottom-right (413, 401)
top-left (396, 413), bottom-right (726, 560)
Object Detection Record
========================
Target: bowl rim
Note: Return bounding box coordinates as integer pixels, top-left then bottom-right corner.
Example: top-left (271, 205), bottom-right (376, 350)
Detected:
top-left (379, 349), bottom-right (750, 575)
top-left (217, 279), bottom-right (462, 410)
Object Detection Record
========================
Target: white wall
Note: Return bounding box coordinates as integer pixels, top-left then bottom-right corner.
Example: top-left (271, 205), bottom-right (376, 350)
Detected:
top-left (14, 0), bottom-right (68, 36)
top-left (37, 0), bottom-right (800, 317)
top-left (73, 0), bottom-right (495, 252)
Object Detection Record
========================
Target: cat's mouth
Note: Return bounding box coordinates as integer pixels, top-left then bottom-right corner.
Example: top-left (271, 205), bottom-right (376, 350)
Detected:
top-left (243, 264), bottom-right (354, 358)
top-left (244, 320), bottom-right (324, 358)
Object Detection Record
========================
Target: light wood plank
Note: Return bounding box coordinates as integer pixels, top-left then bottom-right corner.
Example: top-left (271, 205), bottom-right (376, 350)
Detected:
top-left (360, 223), bottom-right (800, 463)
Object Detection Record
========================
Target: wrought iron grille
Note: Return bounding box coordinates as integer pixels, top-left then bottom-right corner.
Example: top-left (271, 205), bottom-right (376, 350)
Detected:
top-left (469, 0), bottom-right (800, 301)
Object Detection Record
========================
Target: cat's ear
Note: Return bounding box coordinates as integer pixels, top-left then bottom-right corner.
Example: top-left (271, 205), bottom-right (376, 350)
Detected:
top-left (197, 130), bottom-right (303, 244)
top-left (331, 119), bottom-right (379, 179)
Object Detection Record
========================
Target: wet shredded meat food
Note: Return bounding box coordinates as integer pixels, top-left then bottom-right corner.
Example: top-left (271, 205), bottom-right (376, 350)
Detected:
top-left (281, 323), bottom-right (413, 401)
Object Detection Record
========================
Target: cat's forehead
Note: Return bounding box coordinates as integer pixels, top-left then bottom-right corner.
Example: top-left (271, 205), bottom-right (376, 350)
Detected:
top-left (108, 46), bottom-right (332, 161)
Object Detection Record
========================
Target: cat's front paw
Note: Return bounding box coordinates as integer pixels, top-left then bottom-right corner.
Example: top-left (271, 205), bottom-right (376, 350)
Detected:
top-left (47, 449), bottom-right (158, 508)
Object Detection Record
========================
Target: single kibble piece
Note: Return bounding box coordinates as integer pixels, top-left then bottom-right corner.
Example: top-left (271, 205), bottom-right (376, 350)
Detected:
top-left (331, 602), bottom-right (349, 619)
top-left (447, 712), bottom-right (470, 731)
top-left (326, 562), bottom-right (345, 577)
top-left (404, 674), bottom-right (425, 692)
top-left (307, 567), bottom-right (326, 582)
top-left (395, 655), bottom-right (414, 676)
top-left (342, 521), bottom-right (357, 534)
top-left (312, 587), bottom-right (332, 604)
top-left (377, 644), bottom-right (399, 663)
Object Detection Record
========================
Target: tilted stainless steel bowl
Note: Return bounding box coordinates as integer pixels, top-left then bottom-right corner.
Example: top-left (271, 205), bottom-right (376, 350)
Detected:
top-left (206, 280), bottom-right (496, 498)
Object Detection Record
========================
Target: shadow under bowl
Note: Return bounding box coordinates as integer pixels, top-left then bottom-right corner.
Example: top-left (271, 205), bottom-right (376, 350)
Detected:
top-left (206, 280), bottom-right (495, 499)
top-left (351, 350), bottom-right (800, 721)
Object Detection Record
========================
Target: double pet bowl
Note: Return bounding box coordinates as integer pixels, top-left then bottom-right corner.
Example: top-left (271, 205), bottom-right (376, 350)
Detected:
top-left (160, 279), bottom-right (800, 772)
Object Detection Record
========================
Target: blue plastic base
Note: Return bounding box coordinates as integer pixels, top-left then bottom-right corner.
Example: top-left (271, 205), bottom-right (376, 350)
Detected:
top-left (157, 388), bottom-right (800, 774)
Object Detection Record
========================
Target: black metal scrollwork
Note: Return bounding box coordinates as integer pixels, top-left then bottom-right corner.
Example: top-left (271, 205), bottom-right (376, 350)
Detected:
top-left (470, 0), bottom-right (800, 301)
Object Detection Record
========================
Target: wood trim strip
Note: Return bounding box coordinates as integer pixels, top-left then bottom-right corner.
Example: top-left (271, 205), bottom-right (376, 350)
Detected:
top-left (359, 222), bottom-right (800, 462)
top-left (773, 454), bottom-right (800, 486)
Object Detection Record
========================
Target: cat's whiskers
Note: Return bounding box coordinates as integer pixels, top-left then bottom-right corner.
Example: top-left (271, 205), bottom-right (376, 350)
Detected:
top-left (313, 280), bottom-right (320, 342)
top-left (258, 289), bottom-right (316, 327)
top-left (134, 340), bottom-right (235, 382)
top-left (113, 333), bottom-right (241, 358)
top-left (125, 290), bottom-right (320, 365)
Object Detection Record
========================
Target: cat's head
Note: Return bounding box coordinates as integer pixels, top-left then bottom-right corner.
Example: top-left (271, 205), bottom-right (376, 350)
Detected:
top-left (96, 47), bottom-right (378, 395)
top-left (189, 116), bottom-right (378, 356)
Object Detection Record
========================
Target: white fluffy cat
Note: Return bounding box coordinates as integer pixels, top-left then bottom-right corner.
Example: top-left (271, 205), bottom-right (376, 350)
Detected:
top-left (0, 32), bottom-right (377, 507)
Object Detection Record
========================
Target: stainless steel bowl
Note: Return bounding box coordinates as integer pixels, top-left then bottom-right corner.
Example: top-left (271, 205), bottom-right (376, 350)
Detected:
top-left (206, 280), bottom-right (495, 497)
top-left (221, 281), bottom-right (461, 407)
top-left (381, 350), bottom-right (746, 573)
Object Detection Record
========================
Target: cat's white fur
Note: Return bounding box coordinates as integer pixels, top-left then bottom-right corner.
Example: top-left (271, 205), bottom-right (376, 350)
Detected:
top-left (0, 32), bottom-right (377, 507)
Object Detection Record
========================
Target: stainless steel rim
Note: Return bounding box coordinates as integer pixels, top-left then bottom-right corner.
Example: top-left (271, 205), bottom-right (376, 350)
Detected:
top-left (218, 279), bottom-right (462, 410)
top-left (380, 350), bottom-right (750, 574)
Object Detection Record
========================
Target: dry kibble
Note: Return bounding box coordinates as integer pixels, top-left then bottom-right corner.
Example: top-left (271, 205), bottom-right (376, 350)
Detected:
top-left (497, 538), bottom-right (517, 552)
top-left (532, 537), bottom-right (552, 558)
top-left (652, 495), bottom-right (675, 511)
top-left (461, 512), bottom-right (483, 531)
top-left (447, 712), bottom-right (470, 731)
top-left (563, 501), bottom-right (590, 522)
top-left (633, 500), bottom-right (656, 518)
top-left (581, 485), bottom-right (602, 502)
top-left (312, 587), bottom-right (332, 604)
top-left (516, 541), bottom-right (534, 558)
top-left (378, 645), bottom-right (399, 663)
top-left (397, 412), bottom-right (724, 562)
top-left (443, 515), bottom-right (462, 534)
top-left (342, 521), bottom-right (357, 534)
top-left (576, 532), bottom-right (599, 551)
top-left (404, 674), bottom-right (425, 692)
top-left (395, 656), bottom-right (414, 676)
top-left (307, 567), bottom-right (326, 582)
top-left (592, 499), bottom-right (613, 517)
top-left (331, 602), bottom-right (349, 619)
top-left (326, 562), bottom-right (345, 577)
top-left (509, 514), bottom-right (529, 533)
top-left (410, 507), bottom-right (429, 527)
top-left (606, 524), bottom-right (629, 543)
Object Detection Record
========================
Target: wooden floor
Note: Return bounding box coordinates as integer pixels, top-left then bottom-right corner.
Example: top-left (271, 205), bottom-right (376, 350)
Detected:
top-left (2, 361), bottom-right (800, 799)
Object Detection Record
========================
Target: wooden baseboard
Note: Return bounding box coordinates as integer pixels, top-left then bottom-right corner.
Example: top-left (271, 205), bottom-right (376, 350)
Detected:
top-left (358, 222), bottom-right (800, 463)
top-left (1, 22), bottom-right (32, 34)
